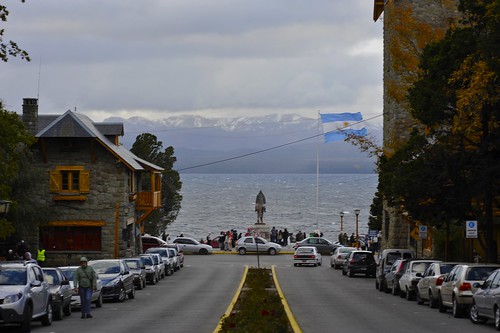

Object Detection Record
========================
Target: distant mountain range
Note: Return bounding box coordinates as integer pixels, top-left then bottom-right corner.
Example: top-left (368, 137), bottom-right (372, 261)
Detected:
top-left (105, 114), bottom-right (382, 174)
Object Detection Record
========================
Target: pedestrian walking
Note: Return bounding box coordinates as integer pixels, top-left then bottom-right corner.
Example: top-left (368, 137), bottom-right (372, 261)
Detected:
top-left (74, 257), bottom-right (97, 319)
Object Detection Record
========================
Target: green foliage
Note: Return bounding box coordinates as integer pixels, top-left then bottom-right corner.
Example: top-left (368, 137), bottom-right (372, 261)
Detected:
top-left (368, 189), bottom-right (383, 231)
top-left (219, 268), bottom-right (291, 333)
top-left (0, 1), bottom-right (30, 62)
top-left (130, 133), bottom-right (182, 235)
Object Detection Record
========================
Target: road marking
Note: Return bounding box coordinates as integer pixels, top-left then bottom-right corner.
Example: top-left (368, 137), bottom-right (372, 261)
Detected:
top-left (272, 265), bottom-right (303, 333)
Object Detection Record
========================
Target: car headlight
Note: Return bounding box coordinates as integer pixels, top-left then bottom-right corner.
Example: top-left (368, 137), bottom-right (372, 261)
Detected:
top-left (105, 277), bottom-right (121, 287)
top-left (3, 292), bottom-right (23, 304)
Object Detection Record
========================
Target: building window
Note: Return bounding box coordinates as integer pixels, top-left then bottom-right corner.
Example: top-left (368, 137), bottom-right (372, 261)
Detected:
top-left (40, 226), bottom-right (101, 251)
top-left (50, 166), bottom-right (90, 194)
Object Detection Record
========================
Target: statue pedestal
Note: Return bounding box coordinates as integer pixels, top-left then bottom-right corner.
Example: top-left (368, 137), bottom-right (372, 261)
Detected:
top-left (252, 223), bottom-right (270, 241)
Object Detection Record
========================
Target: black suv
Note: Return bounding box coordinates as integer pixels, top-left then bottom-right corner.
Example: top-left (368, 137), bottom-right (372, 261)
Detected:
top-left (342, 251), bottom-right (376, 277)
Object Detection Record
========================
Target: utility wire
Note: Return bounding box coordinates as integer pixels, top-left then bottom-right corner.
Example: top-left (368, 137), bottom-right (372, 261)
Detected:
top-left (177, 114), bottom-right (383, 171)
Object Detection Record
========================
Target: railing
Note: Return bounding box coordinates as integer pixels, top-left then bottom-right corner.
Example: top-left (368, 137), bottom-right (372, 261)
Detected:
top-left (136, 191), bottom-right (162, 210)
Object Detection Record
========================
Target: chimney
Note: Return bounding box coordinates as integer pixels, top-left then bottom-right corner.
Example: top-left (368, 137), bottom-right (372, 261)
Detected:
top-left (22, 98), bottom-right (38, 135)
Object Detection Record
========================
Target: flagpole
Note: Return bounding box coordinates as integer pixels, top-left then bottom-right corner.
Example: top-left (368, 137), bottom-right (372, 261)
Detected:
top-left (316, 111), bottom-right (320, 231)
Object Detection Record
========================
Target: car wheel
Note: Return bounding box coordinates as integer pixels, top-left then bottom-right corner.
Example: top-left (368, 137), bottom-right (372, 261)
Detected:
top-left (452, 295), bottom-right (464, 318)
top-left (117, 285), bottom-right (126, 302)
top-left (136, 280), bottom-right (143, 290)
top-left (380, 280), bottom-right (386, 293)
top-left (53, 304), bottom-right (63, 321)
top-left (128, 285), bottom-right (135, 299)
top-left (95, 292), bottom-right (103, 308)
top-left (375, 279), bottom-right (380, 290)
top-left (143, 278), bottom-right (147, 289)
top-left (495, 306), bottom-right (500, 330)
top-left (342, 268), bottom-right (347, 276)
top-left (268, 248), bottom-right (277, 255)
top-left (63, 301), bottom-right (71, 316)
top-left (40, 300), bottom-right (53, 326)
top-left (199, 248), bottom-right (209, 255)
top-left (20, 303), bottom-right (32, 333)
top-left (438, 293), bottom-right (447, 313)
top-left (469, 301), bottom-right (487, 324)
top-left (294, 263), bottom-right (298, 267)
top-left (406, 287), bottom-right (413, 301)
top-left (313, 263), bottom-right (318, 267)
top-left (399, 287), bottom-right (406, 299)
top-left (416, 290), bottom-right (424, 304)
top-left (428, 290), bottom-right (437, 308)
top-left (238, 248), bottom-right (246, 255)
top-left (348, 268), bottom-right (354, 277)
top-left (384, 281), bottom-right (391, 294)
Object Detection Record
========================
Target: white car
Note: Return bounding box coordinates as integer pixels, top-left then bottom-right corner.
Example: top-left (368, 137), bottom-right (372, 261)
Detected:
top-left (330, 247), bottom-right (356, 269)
top-left (172, 237), bottom-right (213, 255)
top-left (399, 260), bottom-right (440, 301)
top-left (294, 246), bottom-right (322, 267)
top-left (235, 236), bottom-right (281, 255)
top-left (416, 262), bottom-right (460, 307)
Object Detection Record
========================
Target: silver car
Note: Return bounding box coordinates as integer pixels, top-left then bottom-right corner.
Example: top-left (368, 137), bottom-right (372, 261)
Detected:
top-left (470, 268), bottom-right (500, 328)
top-left (0, 261), bottom-right (53, 332)
top-left (416, 262), bottom-right (460, 308)
top-left (235, 236), bottom-right (281, 255)
top-left (172, 237), bottom-right (213, 255)
top-left (399, 260), bottom-right (440, 301)
top-left (330, 247), bottom-right (356, 269)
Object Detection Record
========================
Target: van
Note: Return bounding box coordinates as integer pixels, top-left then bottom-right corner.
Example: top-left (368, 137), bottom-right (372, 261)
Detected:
top-left (375, 248), bottom-right (414, 292)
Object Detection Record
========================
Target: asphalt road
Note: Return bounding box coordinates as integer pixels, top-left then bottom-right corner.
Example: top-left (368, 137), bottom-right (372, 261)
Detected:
top-left (3, 254), bottom-right (496, 333)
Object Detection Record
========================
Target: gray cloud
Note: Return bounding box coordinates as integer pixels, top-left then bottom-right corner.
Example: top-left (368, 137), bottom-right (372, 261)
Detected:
top-left (1, 0), bottom-right (382, 122)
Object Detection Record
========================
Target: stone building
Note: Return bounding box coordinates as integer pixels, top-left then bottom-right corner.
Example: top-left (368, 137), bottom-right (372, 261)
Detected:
top-left (373, 0), bottom-right (460, 254)
top-left (20, 98), bottom-right (163, 266)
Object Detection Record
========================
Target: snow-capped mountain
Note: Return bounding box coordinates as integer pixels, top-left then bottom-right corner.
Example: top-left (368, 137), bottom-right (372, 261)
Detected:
top-left (105, 114), bottom-right (381, 174)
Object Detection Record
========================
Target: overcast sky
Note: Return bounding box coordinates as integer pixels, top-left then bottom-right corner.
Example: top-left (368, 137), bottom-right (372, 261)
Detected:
top-left (1, 0), bottom-right (383, 123)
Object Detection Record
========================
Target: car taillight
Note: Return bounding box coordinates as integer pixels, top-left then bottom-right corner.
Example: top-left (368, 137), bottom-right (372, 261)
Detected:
top-left (337, 255), bottom-right (342, 259)
top-left (350, 259), bottom-right (357, 263)
top-left (309, 255), bottom-right (315, 259)
top-left (293, 255), bottom-right (298, 259)
top-left (436, 276), bottom-right (445, 286)
top-left (459, 282), bottom-right (471, 291)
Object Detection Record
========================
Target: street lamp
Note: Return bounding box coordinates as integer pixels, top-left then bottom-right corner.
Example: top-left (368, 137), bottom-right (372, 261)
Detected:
top-left (0, 200), bottom-right (12, 217)
top-left (339, 212), bottom-right (344, 232)
top-left (354, 209), bottom-right (360, 249)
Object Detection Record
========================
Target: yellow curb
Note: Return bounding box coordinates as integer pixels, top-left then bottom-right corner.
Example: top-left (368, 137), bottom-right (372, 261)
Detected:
top-left (272, 265), bottom-right (303, 333)
top-left (213, 265), bottom-right (249, 333)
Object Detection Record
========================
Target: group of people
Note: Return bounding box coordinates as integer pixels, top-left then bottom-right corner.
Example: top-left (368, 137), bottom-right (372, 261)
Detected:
top-left (212, 230), bottom-right (241, 251)
top-left (4, 240), bottom-right (46, 265)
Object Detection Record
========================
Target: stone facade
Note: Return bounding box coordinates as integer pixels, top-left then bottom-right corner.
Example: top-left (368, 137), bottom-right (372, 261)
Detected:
top-left (378, 0), bottom-right (460, 252)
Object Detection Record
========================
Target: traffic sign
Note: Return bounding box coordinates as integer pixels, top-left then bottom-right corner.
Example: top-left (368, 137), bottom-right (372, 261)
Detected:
top-left (419, 225), bottom-right (427, 239)
top-left (466, 220), bottom-right (478, 238)
top-left (410, 227), bottom-right (419, 241)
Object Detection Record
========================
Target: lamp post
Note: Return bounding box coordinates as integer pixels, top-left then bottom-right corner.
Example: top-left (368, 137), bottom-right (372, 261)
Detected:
top-left (354, 209), bottom-right (360, 249)
top-left (0, 200), bottom-right (12, 217)
top-left (339, 212), bottom-right (344, 232)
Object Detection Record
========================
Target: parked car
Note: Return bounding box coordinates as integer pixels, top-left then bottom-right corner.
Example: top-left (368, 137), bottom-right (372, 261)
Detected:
top-left (165, 243), bottom-right (184, 268)
top-left (88, 259), bottom-right (135, 302)
top-left (123, 258), bottom-right (147, 290)
top-left (293, 246), bottom-right (322, 267)
top-left (59, 266), bottom-right (103, 309)
top-left (172, 237), bottom-right (213, 255)
top-left (384, 259), bottom-right (410, 296)
top-left (294, 237), bottom-right (341, 255)
top-left (235, 236), bottom-right (282, 255)
top-left (42, 267), bottom-right (72, 320)
top-left (167, 248), bottom-right (181, 271)
top-left (330, 247), bottom-right (356, 269)
top-left (399, 260), bottom-right (440, 301)
top-left (145, 247), bottom-right (175, 276)
top-left (146, 252), bottom-right (167, 278)
top-left (141, 234), bottom-right (169, 251)
top-left (342, 250), bottom-right (376, 277)
top-left (470, 268), bottom-right (500, 328)
top-left (139, 254), bottom-right (159, 285)
top-left (416, 262), bottom-right (460, 307)
top-left (0, 261), bottom-right (53, 332)
top-left (439, 264), bottom-right (500, 317)
top-left (376, 248), bottom-right (415, 292)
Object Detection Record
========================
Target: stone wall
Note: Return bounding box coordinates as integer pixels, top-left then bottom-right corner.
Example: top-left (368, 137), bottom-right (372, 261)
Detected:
top-left (381, 0), bottom-right (460, 252)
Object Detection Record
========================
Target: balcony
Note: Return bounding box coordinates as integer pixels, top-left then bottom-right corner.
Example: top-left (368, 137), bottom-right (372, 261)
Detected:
top-left (135, 191), bottom-right (162, 211)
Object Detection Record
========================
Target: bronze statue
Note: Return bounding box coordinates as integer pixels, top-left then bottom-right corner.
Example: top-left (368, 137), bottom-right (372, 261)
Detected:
top-left (255, 190), bottom-right (266, 224)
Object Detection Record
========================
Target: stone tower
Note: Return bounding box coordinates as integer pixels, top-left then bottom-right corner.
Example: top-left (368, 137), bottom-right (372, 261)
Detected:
top-left (373, 0), bottom-right (460, 250)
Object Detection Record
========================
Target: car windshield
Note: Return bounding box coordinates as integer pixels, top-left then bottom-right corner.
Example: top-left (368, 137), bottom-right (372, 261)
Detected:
top-left (60, 268), bottom-right (75, 280)
top-left (340, 248), bottom-right (355, 253)
top-left (91, 261), bottom-right (120, 274)
top-left (297, 248), bottom-right (314, 254)
top-left (141, 256), bottom-right (153, 265)
top-left (168, 249), bottom-right (176, 256)
top-left (43, 270), bottom-right (60, 286)
top-left (467, 267), bottom-right (498, 281)
top-left (0, 267), bottom-right (27, 285)
top-left (412, 262), bottom-right (432, 274)
top-left (125, 260), bottom-right (139, 269)
top-left (440, 264), bottom-right (457, 274)
top-left (147, 249), bottom-right (168, 257)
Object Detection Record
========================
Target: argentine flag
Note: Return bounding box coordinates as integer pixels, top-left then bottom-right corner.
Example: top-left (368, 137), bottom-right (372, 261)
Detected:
top-left (320, 112), bottom-right (366, 143)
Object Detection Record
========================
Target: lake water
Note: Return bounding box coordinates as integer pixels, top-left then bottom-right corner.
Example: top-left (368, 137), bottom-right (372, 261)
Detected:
top-left (166, 174), bottom-right (378, 243)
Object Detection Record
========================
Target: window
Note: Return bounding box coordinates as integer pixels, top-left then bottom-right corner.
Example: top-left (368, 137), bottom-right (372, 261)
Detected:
top-left (40, 226), bottom-right (101, 251)
top-left (50, 166), bottom-right (90, 194)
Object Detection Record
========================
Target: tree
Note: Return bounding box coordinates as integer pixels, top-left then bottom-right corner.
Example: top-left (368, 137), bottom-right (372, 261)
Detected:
top-left (380, 0), bottom-right (500, 261)
top-left (0, 101), bottom-right (36, 239)
top-left (0, 1), bottom-right (30, 62)
top-left (130, 133), bottom-right (182, 235)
